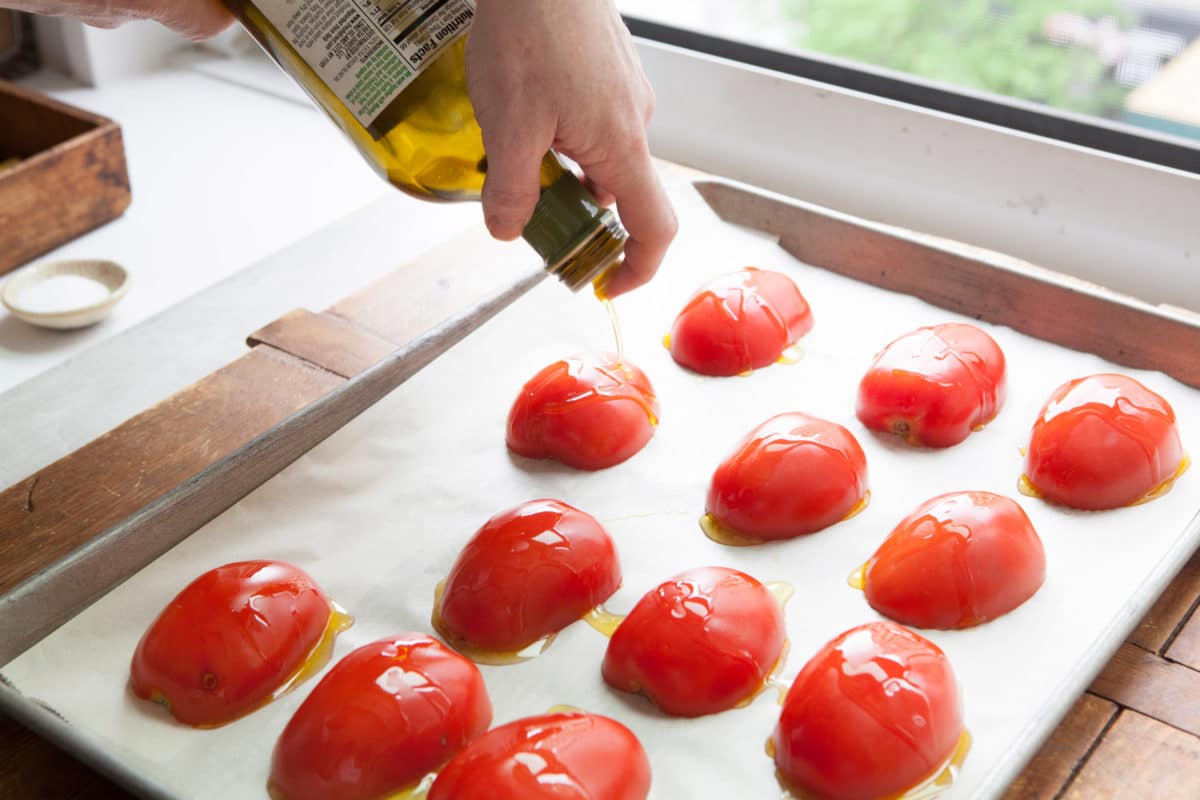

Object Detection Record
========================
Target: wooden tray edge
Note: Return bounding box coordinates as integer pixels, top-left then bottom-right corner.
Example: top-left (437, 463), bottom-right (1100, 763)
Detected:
top-left (694, 177), bottom-right (1200, 390)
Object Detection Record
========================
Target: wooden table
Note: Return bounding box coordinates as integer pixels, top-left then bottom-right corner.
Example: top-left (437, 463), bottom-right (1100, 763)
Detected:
top-left (1006, 551), bottom-right (1200, 798)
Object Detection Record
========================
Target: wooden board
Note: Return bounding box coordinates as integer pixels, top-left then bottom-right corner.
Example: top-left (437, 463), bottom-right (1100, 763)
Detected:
top-left (1129, 550), bottom-right (1200, 653)
top-left (999, 695), bottom-right (1117, 800)
top-left (0, 79), bottom-right (131, 276)
top-left (0, 710), bottom-right (130, 800)
top-left (0, 226), bottom-right (542, 665)
top-left (1090, 644), bottom-right (1200, 738)
top-left (1062, 710), bottom-right (1200, 799)
top-left (3, 175), bottom-right (1200, 798)
top-left (693, 179), bottom-right (1200, 390)
top-left (0, 346), bottom-right (343, 659)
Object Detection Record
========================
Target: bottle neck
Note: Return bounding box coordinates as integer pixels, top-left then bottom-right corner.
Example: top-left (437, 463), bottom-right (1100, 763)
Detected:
top-left (522, 164), bottom-right (628, 292)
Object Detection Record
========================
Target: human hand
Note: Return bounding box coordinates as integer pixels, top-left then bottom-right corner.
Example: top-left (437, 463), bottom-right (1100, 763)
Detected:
top-left (2, 0), bottom-right (233, 40)
top-left (466, 0), bottom-right (677, 297)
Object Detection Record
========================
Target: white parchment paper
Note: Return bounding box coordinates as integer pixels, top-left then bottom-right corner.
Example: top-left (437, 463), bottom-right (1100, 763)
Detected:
top-left (5, 181), bottom-right (1199, 800)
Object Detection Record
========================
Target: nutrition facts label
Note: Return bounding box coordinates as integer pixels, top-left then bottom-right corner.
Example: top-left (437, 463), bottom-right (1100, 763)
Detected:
top-left (256, 0), bottom-right (475, 127)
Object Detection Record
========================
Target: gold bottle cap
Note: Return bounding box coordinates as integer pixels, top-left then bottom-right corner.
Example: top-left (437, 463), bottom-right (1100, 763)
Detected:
top-left (523, 171), bottom-right (628, 291)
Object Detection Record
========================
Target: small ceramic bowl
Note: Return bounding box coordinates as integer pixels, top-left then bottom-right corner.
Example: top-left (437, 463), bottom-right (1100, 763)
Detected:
top-left (1, 259), bottom-right (130, 330)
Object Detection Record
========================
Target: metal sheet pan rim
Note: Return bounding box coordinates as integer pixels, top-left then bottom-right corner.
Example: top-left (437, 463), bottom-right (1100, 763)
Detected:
top-left (978, 508), bottom-right (1200, 795)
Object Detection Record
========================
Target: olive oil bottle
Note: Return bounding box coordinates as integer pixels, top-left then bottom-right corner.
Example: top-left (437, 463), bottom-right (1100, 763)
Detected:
top-left (223, 0), bottom-right (626, 290)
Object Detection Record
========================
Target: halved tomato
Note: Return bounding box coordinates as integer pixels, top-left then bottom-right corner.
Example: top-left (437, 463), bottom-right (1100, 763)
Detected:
top-left (435, 498), bottom-right (621, 655)
top-left (860, 491), bottom-right (1045, 629)
top-left (130, 560), bottom-right (346, 727)
top-left (602, 566), bottom-right (785, 716)
top-left (1023, 373), bottom-right (1185, 509)
top-left (668, 267), bottom-right (813, 376)
top-left (856, 323), bottom-right (1006, 448)
top-left (705, 412), bottom-right (869, 542)
top-left (428, 711), bottom-right (651, 800)
top-left (506, 353), bottom-right (658, 470)
top-left (268, 635), bottom-right (492, 800)
top-left (773, 621), bottom-right (964, 800)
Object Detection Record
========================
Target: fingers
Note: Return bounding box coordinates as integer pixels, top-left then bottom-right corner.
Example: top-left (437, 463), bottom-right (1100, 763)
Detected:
top-left (585, 140), bottom-right (677, 298)
top-left (153, 1), bottom-right (236, 41)
top-left (58, 1), bottom-right (234, 39)
top-left (583, 176), bottom-right (616, 208)
top-left (478, 119), bottom-right (556, 241)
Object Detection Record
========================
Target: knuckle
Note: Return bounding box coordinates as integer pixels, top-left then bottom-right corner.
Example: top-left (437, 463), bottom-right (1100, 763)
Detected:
top-left (641, 82), bottom-right (657, 122)
top-left (661, 210), bottom-right (680, 240)
top-left (486, 131), bottom-right (535, 158)
top-left (482, 117), bottom-right (550, 162)
top-left (608, 116), bottom-right (649, 156)
top-left (483, 184), bottom-right (540, 209)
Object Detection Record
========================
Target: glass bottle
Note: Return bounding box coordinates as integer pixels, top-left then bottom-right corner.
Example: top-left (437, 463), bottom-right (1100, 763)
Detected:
top-left (222, 0), bottom-right (626, 290)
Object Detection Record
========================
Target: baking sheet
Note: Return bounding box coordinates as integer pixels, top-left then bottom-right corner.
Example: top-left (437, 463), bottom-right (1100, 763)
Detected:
top-left (5, 179), bottom-right (1200, 800)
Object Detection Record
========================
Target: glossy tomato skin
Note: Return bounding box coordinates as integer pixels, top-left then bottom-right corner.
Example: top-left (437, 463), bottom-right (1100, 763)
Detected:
top-left (602, 566), bottom-right (785, 717)
top-left (864, 492), bottom-right (1046, 629)
top-left (268, 635), bottom-right (492, 800)
top-left (669, 267), bottom-right (813, 376)
top-left (706, 412), bottom-right (869, 541)
top-left (428, 711), bottom-right (651, 800)
top-left (1025, 373), bottom-right (1184, 510)
top-left (773, 622), bottom-right (963, 800)
top-left (506, 353), bottom-right (659, 471)
top-left (130, 561), bottom-right (335, 727)
top-left (436, 499), bottom-right (621, 652)
top-left (856, 323), bottom-right (1007, 448)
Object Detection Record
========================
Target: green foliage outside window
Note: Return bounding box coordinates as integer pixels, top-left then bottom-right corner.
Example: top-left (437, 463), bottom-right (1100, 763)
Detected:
top-left (785, 0), bottom-right (1130, 116)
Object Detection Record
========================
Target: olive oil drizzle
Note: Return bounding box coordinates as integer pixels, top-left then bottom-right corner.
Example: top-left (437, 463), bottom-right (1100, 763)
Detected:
top-left (602, 298), bottom-right (625, 366)
top-left (1022, 453), bottom-right (1190, 506)
top-left (769, 729), bottom-right (973, 800)
top-left (699, 513), bottom-right (768, 547)
top-left (430, 579), bottom-right (557, 665)
top-left (1133, 453), bottom-right (1190, 505)
top-left (188, 601), bottom-right (353, 730)
top-left (379, 772), bottom-right (436, 800)
top-left (776, 344), bottom-right (804, 365)
top-left (583, 605), bottom-right (625, 637)
top-left (270, 602), bottom-right (354, 703)
top-left (847, 563), bottom-right (868, 591)
top-left (739, 581), bottom-right (794, 707)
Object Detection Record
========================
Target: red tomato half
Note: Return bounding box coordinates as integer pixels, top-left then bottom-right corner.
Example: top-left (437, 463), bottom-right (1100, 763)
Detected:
top-left (1024, 373), bottom-right (1185, 510)
top-left (862, 491), bottom-right (1046, 629)
top-left (130, 561), bottom-right (341, 727)
top-left (668, 267), bottom-right (813, 376)
top-left (602, 566), bottom-right (785, 717)
top-left (856, 323), bottom-right (1006, 448)
top-left (435, 499), bottom-right (621, 653)
top-left (506, 353), bottom-right (659, 470)
top-left (428, 711), bottom-right (651, 800)
top-left (706, 412), bottom-right (869, 542)
top-left (773, 621), bottom-right (964, 800)
top-left (268, 635), bottom-right (492, 800)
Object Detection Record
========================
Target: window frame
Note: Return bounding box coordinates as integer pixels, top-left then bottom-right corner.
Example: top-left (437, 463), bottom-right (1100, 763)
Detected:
top-left (624, 15), bottom-right (1200, 175)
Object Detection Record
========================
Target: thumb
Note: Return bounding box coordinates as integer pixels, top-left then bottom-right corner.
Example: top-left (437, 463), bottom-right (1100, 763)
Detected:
top-left (479, 121), bottom-right (555, 241)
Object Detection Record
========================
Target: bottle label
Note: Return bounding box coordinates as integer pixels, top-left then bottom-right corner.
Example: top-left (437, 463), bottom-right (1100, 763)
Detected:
top-left (255, 0), bottom-right (475, 127)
